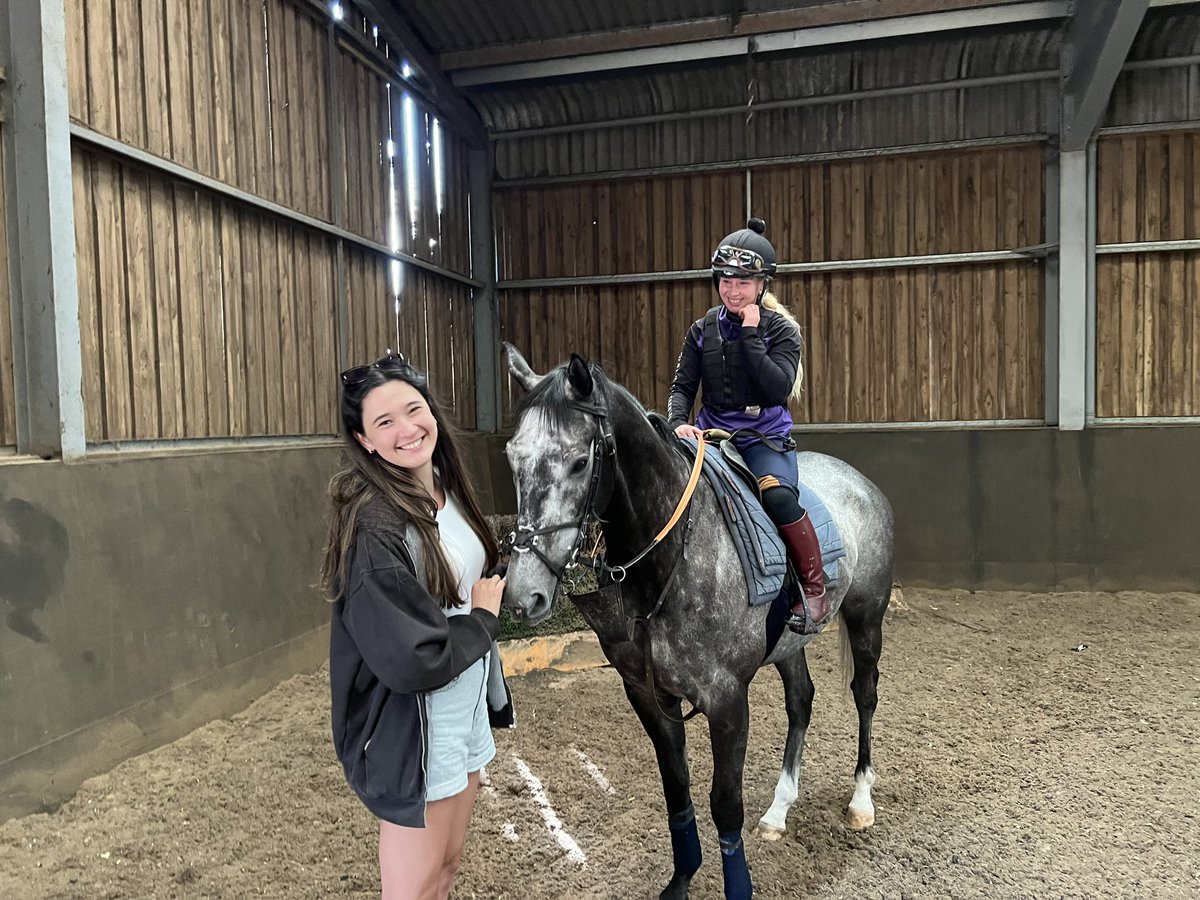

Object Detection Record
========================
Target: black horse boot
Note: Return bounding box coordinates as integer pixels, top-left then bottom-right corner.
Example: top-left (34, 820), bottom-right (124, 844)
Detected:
top-left (779, 513), bottom-right (830, 634)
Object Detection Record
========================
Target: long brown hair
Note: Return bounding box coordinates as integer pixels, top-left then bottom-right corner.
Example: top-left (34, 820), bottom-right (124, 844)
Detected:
top-left (319, 359), bottom-right (499, 608)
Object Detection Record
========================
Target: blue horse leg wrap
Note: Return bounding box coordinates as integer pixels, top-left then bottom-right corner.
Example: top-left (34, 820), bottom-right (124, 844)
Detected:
top-left (668, 804), bottom-right (702, 877)
top-left (718, 831), bottom-right (753, 900)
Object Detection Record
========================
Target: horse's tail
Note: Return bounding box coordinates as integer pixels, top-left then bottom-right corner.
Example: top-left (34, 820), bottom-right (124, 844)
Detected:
top-left (837, 612), bottom-right (854, 694)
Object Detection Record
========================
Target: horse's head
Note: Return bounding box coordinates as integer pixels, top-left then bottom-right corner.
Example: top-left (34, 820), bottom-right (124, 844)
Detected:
top-left (502, 343), bottom-right (614, 624)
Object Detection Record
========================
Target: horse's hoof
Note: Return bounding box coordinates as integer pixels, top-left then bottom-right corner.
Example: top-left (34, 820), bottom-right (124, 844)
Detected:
top-left (846, 806), bottom-right (875, 830)
top-left (756, 823), bottom-right (786, 841)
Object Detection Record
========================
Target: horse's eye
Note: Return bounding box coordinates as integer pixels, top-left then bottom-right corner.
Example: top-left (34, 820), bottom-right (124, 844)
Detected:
top-left (570, 457), bottom-right (588, 474)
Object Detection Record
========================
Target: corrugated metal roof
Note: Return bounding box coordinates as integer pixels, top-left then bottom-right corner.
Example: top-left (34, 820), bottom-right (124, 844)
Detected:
top-left (472, 24), bottom-right (1061, 135)
top-left (397, 0), bottom-right (751, 55)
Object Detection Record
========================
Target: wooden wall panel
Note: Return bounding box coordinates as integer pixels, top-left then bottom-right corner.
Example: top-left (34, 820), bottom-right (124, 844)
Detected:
top-left (497, 145), bottom-right (1046, 425)
top-left (1096, 132), bottom-right (1200, 418)
top-left (67, 0), bottom-right (333, 223)
top-left (72, 148), bottom-right (340, 441)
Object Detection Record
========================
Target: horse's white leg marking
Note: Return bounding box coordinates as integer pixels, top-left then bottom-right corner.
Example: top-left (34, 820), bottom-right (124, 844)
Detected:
top-left (572, 747), bottom-right (616, 795)
top-left (846, 765), bottom-right (876, 830)
top-left (512, 754), bottom-right (588, 865)
top-left (756, 765), bottom-right (799, 840)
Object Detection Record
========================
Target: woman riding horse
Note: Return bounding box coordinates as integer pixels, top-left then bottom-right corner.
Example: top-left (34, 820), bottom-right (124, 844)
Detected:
top-left (668, 218), bottom-right (830, 634)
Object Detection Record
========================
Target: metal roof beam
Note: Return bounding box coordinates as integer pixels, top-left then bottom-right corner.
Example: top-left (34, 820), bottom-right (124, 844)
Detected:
top-left (442, 0), bottom-right (1049, 71)
top-left (451, 1), bottom-right (1071, 87)
top-left (1059, 0), bottom-right (1150, 151)
top-left (352, 0), bottom-right (487, 148)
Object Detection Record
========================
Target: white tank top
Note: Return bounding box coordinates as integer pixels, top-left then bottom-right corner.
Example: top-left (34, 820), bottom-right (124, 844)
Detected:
top-left (436, 491), bottom-right (486, 617)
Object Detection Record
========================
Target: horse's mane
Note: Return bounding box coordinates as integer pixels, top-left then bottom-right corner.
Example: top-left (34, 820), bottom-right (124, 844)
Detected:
top-left (646, 411), bottom-right (679, 447)
top-left (514, 361), bottom-right (681, 452)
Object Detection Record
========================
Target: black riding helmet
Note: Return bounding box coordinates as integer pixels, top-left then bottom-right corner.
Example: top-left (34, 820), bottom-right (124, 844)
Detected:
top-left (711, 217), bottom-right (777, 288)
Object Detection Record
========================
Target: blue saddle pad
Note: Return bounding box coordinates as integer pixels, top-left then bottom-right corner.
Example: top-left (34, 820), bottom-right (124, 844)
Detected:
top-left (679, 438), bottom-right (847, 607)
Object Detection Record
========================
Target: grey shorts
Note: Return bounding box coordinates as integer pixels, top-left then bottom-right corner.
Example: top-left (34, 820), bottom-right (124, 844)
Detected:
top-left (425, 654), bottom-right (496, 802)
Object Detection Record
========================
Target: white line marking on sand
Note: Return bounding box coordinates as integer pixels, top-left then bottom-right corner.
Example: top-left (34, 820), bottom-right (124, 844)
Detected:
top-left (501, 823), bottom-right (519, 843)
top-left (571, 747), bottom-right (616, 795)
top-left (511, 754), bottom-right (587, 865)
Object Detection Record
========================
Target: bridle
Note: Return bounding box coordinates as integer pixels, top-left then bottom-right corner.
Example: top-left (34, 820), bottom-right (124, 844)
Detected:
top-left (508, 397), bottom-right (707, 599)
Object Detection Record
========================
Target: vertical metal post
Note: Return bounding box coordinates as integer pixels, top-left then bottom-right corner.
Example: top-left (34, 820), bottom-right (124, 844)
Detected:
top-left (1057, 147), bottom-right (1091, 431)
top-left (1085, 140), bottom-right (1097, 422)
top-left (1043, 145), bottom-right (1060, 426)
top-left (469, 146), bottom-right (499, 432)
top-left (327, 20), bottom-right (349, 373)
top-left (1, 0), bottom-right (85, 459)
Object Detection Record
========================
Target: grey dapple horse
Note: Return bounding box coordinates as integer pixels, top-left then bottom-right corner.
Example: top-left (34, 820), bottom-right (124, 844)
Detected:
top-left (501, 344), bottom-right (894, 900)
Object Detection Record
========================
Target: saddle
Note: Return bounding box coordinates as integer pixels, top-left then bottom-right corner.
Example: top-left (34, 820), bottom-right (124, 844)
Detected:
top-left (676, 432), bottom-right (846, 608)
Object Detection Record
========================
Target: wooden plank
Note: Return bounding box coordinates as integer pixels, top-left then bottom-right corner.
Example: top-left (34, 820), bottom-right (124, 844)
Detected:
top-left (315, 19), bottom-right (333, 223)
top-left (218, 203), bottom-right (247, 435)
top-left (341, 57), bottom-right (364, 237)
top-left (208, 0), bottom-right (237, 185)
top-left (140, 0), bottom-right (170, 158)
top-left (190, 0), bottom-right (215, 177)
top-left (123, 170), bottom-right (160, 438)
top-left (268, 0), bottom-right (294, 209)
top-left (198, 193), bottom-right (228, 434)
top-left (309, 234), bottom-right (338, 433)
top-left (175, 188), bottom-right (208, 434)
top-left (245, 0), bottom-right (273, 197)
top-left (148, 177), bottom-right (184, 437)
top-left (85, 0), bottom-right (118, 137)
top-left (239, 213), bottom-right (268, 435)
top-left (276, 222), bottom-right (300, 433)
top-left (1142, 136), bottom-right (1163, 244)
top-left (226, 0), bottom-right (254, 192)
top-left (164, 0), bottom-right (196, 168)
top-left (297, 13), bottom-right (324, 221)
top-left (65, 0), bottom-right (88, 123)
top-left (93, 156), bottom-right (132, 439)
top-left (292, 225), bottom-right (316, 432)
top-left (258, 217), bottom-right (284, 432)
top-left (1168, 252), bottom-right (1187, 416)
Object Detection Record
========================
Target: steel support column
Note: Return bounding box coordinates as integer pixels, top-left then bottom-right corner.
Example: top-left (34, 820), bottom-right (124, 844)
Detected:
top-left (1060, 0), bottom-right (1150, 151)
top-left (469, 148), bottom-right (500, 432)
top-left (1056, 149), bottom-right (1091, 431)
top-left (1, 0), bottom-right (84, 458)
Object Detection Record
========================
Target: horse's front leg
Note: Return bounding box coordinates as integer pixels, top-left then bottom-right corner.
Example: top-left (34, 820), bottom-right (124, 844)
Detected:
top-left (622, 680), bottom-right (702, 900)
top-left (707, 687), bottom-right (753, 900)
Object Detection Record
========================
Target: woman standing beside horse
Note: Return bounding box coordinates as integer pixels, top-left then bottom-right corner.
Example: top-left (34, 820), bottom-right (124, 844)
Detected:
top-left (320, 354), bottom-right (509, 900)
top-left (668, 218), bottom-right (829, 634)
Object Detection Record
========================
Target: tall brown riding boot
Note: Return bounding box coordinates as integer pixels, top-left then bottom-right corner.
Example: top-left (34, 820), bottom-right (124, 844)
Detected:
top-left (778, 514), bottom-right (830, 635)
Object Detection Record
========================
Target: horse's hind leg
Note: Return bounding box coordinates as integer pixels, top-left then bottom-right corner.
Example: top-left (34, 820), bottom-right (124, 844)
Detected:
top-left (756, 649), bottom-right (815, 841)
top-left (623, 681), bottom-right (702, 900)
top-left (842, 603), bottom-right (885, 830)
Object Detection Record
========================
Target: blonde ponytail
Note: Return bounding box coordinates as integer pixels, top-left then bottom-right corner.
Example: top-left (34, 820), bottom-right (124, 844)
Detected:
top-left (761, 290), bottom-right (805, 403)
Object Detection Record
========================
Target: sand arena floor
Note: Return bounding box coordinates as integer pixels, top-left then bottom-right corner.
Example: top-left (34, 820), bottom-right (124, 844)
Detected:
top-left (1, 588), bottom-right (1198, 899)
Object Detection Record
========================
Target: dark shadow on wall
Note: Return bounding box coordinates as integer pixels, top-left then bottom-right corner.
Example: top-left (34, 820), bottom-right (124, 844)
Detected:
top-left (0, 497), bottom-right (70, 643)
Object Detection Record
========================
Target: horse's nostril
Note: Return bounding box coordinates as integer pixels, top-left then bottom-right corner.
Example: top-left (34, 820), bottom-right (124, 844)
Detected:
top-left (529, 591), bottom-right (552, 622)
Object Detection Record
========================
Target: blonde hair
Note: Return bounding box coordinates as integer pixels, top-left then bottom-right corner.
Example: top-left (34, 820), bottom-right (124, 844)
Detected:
top-left (760, 289), bottom-right (805, 402)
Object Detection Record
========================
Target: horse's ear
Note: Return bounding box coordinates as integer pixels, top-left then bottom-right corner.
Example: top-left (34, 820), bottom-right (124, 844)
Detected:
top-left (566, 353), bottom-right (594, 400)
top-left (503, 342), bottom-right (543, 392)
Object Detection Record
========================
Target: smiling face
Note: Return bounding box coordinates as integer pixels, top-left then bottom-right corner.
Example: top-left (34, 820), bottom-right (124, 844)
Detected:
top-left (354, 379), bottom-right (439, 475)
top-left (718, 275), bottom-right (763, 317)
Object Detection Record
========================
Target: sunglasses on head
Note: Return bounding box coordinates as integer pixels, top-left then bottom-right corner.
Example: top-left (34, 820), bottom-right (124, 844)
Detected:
top-left (340, 351), bottom-right (411, 388)
top-left (712, 245), bottom-right (766, 274)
